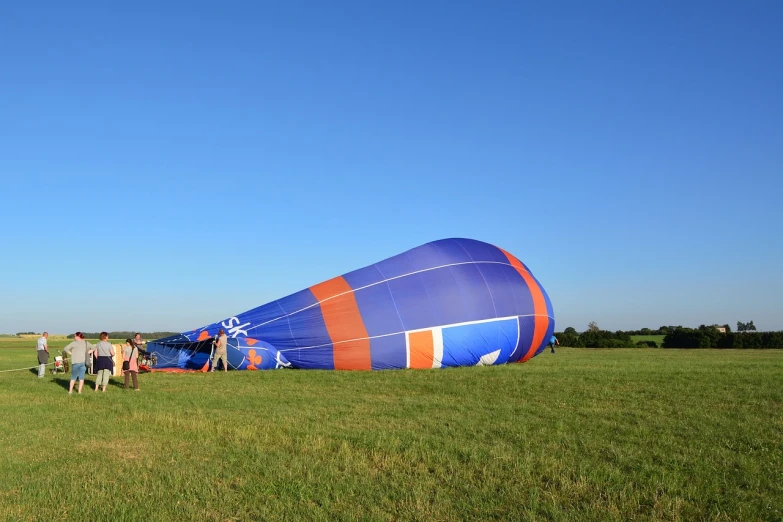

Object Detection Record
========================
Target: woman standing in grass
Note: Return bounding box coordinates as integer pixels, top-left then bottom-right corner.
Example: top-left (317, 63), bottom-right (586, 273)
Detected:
top-left (123, 338), bottom-right (140, 391)
top-left (93, 332), bottom-right (115, 392)
top-left (63, 332), bottom-right (94, 395)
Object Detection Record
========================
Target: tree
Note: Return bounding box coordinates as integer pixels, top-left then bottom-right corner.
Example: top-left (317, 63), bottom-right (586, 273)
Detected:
top-left (664, 327), bottom-right (714, 348)
top-left (587, 321), bottom-right (599, 333)
top-left (737, 321), bottom-right (756, 332)
top-left (557, 329), bottom-right (580, 347)
top-left (636, 340), bottom-right (658, 348)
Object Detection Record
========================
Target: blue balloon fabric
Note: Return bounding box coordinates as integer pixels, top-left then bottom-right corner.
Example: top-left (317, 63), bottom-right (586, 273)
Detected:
top-left (148, 238), bottom-right (554, 371)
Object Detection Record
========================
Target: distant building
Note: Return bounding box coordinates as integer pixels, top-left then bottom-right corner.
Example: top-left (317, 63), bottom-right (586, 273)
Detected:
top-left (713, 325), bottom-right (727, 334)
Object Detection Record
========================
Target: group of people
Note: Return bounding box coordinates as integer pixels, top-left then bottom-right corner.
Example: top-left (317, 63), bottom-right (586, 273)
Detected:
top-left (36, 331), bottom-right (146, 394)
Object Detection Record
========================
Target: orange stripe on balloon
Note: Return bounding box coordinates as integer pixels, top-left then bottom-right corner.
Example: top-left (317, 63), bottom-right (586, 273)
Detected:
top-left (408, 330), bottom-right (434, 369)
top-left (197, 331), bottom-right (210, 341)
top-left (498, 247), bottom-right (549, 362)
top-left (309, 276), bottom-right (372, 370)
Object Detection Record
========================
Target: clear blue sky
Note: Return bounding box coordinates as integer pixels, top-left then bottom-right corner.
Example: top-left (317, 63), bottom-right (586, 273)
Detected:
top-left (1, 1), bottom-right (781, 335)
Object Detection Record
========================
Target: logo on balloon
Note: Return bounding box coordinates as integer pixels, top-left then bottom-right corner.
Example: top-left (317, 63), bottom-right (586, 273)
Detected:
top-left (246, 349), bottom-right (262, 370)
top-left (222, 317), bottom-right (251, 338)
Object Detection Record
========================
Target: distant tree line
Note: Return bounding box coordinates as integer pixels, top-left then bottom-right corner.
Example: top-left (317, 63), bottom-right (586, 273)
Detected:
top-left (555, 322), bottom-right (782, 349)
top-left (662, 327), bottom-right (782, 349)
top-left (611, 325), bottom-right (693, 336)
top-left (65, 331), bottom-right (179, 340)
top-left (557, 327), bottom-right (637, 348)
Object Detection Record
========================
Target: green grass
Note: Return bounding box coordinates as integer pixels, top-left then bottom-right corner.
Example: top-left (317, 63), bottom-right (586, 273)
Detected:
top-left (1, 339), bottom-right (781, 521)
top-left (630, 335), bottom-right (666, 346)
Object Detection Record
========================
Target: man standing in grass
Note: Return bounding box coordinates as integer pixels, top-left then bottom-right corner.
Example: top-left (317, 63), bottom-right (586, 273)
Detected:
top-left (63, 332), bottom-right (95, 394)
top-left (133, 333), bottom-right (146, 353)
top-left (211, 328), bottom-right (228, 372)
top-left (548, 335), bottom-right (560, 354)
top-left (36, 332), bottom-right (49, 378)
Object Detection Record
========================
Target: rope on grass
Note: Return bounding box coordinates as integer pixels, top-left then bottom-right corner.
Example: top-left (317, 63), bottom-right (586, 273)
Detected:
top-left (0, 362), bottom-right (56, 373)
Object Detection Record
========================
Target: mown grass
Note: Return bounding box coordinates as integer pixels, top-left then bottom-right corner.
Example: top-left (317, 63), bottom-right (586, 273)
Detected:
top-left (1, 339), bottom-right (781, 521)
top-left (630, 335), bottom-right (666, 346)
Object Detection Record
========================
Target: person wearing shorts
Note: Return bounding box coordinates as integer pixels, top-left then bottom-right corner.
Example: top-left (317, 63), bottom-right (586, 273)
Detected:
top-left (211, 328), bottom-right (228, 372)
top-left (63, 332), bottom-right (94, 394)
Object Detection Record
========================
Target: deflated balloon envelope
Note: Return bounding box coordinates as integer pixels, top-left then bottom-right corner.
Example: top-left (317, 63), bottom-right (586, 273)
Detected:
top-left (148, 238), bottom-right (554, 371)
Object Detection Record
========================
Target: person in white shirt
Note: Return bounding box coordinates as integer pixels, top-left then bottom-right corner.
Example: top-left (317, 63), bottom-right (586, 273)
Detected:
top-left (36, 332), bottom-right (49, 378)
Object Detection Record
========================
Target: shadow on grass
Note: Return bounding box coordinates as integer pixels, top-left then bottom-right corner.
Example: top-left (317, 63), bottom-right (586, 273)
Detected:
top-left (108, 377), bottom-right (132, 390)
top-left (96, 374), bottom-right (140, 391)
top-left (52, 377), bottom-right (74, 391)
top-left (50, 375), bottom-right (133, 392)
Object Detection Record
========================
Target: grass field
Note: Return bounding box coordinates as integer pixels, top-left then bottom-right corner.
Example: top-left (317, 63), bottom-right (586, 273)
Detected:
top-left (630, 335), bottom-right (666, 346)
top-left (1, 338), bottom-right (781, 521)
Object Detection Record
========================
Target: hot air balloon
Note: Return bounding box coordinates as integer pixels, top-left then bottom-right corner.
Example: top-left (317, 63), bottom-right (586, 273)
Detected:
top-left (147, 238), bottom-right (554, 371)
